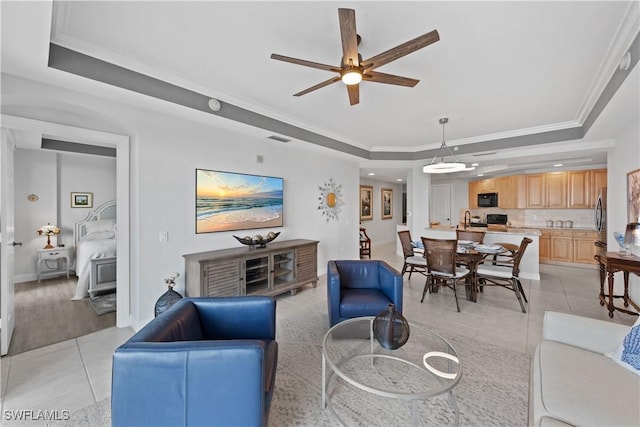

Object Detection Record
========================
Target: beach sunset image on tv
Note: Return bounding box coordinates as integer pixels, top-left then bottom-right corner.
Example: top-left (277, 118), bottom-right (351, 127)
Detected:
top-left (196, 169), bottom-right (284, 233)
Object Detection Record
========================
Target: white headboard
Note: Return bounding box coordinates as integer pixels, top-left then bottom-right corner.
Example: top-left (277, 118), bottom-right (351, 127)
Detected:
top-left (73, 200), bottom-right (117, 246)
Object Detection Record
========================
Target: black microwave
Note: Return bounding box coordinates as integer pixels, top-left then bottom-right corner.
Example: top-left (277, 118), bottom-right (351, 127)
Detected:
top-left (478, 192), bottom-right (498, 208)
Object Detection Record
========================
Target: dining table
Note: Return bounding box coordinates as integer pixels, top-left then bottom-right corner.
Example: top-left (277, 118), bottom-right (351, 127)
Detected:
top-left (413, 239), bottom-right (505, 303)
top-left (456, 241), bottom-right (505, 302)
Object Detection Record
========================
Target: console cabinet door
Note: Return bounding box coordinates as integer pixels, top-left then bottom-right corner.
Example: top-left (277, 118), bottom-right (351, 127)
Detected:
top-left (201, 259), bottom-right (242, 297)
top-left (244, 255), bottom-right (270, 295)
top-left (295, 244), bottom-right (318, 282)
top-left (272, 250), bottom-right (295, 289)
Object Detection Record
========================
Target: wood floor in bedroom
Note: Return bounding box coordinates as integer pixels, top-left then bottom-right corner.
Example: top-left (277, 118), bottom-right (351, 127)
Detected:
top-left (6, 278), bottom-right (115, 356)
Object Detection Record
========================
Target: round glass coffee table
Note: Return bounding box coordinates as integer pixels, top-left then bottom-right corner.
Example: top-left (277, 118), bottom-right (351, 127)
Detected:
top-left (322, 317), bottom-right (462, 426)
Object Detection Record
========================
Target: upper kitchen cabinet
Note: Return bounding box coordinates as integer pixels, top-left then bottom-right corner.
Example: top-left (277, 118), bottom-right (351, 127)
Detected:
top-left (526, 173), bottom-right (546, 208)
top-left (469, 168), bottom-right (605, 210)
top-left (468, 178), bottom-right (497, 208)
top-left (567, 169), bottom-right (607, 209)
top-left (496, 175), bottom-right (525, 209)
top-left (567, 170), bottom-right (591, 209)
top-left (526, 172), bottom-right (566, 208)
top-left (545, 172), bottom-right (567, 208)
top-left (590, 169), bottom-right (607, 207)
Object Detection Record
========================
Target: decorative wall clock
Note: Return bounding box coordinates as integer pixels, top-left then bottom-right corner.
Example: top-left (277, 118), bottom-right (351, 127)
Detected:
top-left (318, 178), bottom-right (344, 222)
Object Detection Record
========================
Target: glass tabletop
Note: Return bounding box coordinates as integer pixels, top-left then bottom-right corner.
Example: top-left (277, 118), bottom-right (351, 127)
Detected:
top-left (322, 317), bottom-right (462, 400)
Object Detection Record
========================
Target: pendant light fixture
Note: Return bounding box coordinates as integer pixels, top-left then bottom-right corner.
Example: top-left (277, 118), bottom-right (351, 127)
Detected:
top-left (423, 118), bottom-right (475, 174)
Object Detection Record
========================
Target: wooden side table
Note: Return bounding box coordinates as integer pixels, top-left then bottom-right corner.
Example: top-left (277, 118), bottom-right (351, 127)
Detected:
top-left (37, 247), bottom-right (71, 282)
top-left (599, 252), bottom-right (640, 317)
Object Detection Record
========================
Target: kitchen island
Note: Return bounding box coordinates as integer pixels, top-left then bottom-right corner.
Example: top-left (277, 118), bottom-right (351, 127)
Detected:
top-left (410, 226), bottom-right (540, 281)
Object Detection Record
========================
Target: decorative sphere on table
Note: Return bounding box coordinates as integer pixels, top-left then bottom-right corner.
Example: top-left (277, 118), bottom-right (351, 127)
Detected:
top-left (154, 273), bottom-right (183, 317)
top-left (373, 304), bottom-right (410, 350)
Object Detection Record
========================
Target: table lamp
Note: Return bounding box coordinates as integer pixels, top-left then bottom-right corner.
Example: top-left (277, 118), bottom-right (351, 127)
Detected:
top-left (624, 222), bottom-right (640, 256)
top-left (37, 223), bottom-right (60, 249)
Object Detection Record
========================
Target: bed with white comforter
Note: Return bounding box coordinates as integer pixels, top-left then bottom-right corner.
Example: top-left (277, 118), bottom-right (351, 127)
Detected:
top-left (72, 201), bottom-right (117, 300)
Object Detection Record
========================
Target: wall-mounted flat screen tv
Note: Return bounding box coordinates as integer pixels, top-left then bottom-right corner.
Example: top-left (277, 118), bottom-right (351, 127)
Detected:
top-left (196, 169), bottom-right (284, 234)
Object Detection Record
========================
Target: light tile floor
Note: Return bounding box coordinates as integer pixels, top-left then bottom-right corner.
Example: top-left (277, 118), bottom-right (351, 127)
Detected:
top-left (1, 241), bottom-right (636, 426)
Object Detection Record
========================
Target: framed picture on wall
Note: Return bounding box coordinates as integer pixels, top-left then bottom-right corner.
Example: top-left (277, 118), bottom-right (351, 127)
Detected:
top-left (71, 192), bottom-right (93, 208)
top-left (381, 188), bottom-right (393, 219)
top-left (360, 185), bottom-right (373, 221)
top-left (628, 168), bottom-right (640, 223)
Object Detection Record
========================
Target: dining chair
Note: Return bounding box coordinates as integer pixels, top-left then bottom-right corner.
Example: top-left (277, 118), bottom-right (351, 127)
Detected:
top-left (397, 230), bottom-right (427, 279)
top-left (359, 227), bottom-right (371, 258)
top-left (455, 229), bottom-right (486, 243)
top-left (476, 237), bottom-right (533, 313)
top-left (420, 237), bottom-right (470, 312)
top-left (489, 242), bottom-right (519, 266)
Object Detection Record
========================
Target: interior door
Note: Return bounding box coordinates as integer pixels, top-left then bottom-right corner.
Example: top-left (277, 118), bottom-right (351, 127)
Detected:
top-left (430, 184), bottom-right (452, 227)
top-left (1, 131), bottom-right (17, 355)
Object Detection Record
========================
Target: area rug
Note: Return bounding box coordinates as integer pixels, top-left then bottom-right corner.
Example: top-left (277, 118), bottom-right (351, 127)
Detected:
top-left (89, 292), bottom-right (116, 316)
top-left (56, 311), bottom-right (529, 426)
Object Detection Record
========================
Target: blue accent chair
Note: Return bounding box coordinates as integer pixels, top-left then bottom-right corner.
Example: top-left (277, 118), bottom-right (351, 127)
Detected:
top-left (111, 296), bottom-right (277, 427)
top-left (327, 260), bottom-right (403, 327)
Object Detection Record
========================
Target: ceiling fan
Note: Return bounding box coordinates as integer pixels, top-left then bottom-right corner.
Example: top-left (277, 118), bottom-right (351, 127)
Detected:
top-left (270, 8), bottom-right (440, 106)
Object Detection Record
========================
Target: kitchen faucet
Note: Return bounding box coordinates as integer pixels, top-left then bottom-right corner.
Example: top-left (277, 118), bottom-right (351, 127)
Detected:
top-left (464, 210), bottom-right (471, 230)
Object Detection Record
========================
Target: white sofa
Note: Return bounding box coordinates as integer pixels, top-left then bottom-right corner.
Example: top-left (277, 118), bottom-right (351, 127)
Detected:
top-left (532, 311), bottom-right (639, 426)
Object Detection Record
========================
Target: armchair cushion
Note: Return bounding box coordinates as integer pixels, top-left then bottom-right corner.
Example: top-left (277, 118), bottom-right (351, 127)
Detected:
top-left (327, 260), bottom-right (403, 326)
top-left (112, 296), bottom-right (277, 427)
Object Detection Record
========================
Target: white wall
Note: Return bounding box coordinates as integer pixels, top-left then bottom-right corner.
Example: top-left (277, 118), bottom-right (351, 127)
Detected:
top-left (3, 74), bottom-right (360, 328)
top-left (58, 152), bottom-right (117, 248)
top-left (14, 150), bottom-right (57, 277)
top-left (607, 116), bottom-right (640, 301)
top-left (13, 150), bottom-right (116, 280)
top-left (358, 177), bottom-right (404, 245)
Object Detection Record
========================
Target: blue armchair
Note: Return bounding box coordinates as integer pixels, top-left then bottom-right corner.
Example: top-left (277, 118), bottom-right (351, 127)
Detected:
top-left (327, 260), bottom-right (403, 327)
top-left (111, 296), bottom-right (277, 427)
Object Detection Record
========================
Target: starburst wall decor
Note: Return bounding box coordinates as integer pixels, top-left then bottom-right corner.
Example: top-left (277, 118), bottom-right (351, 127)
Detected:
top-left (317, 178), bottom-right (344, 222)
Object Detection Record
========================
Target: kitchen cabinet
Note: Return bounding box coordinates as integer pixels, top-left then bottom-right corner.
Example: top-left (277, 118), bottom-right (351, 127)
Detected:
top-left (590, 169), bottom-right (607, 207)
top-left (496, 175), bottom-right (525, 208)
top-left (468, 180), bottom-right (479, 208)
top-left (468, 178), bottom-right (497, 208)
top-left (183, 239), bottom-right (319, 298)
top-left (573, 230), bottom-right (599, 264)
top-left (477, 178), bottom-right (496, 193)
top-left (469, 168), bottom-right (604, 210)
top-left (526, 174), bottom-right (546, 208)
top-left (539, 229), bottom-right (551, 261)
top-left (526, 172), bottom-right (566, 208)
top-left (551, 229), bottom-right (573, 262)
top-left (545, 172), bottom-right (567, 208)
top-left (567, 170), bottom-right (591, 209)
top-left (539, 229), bottom-right (599, 265)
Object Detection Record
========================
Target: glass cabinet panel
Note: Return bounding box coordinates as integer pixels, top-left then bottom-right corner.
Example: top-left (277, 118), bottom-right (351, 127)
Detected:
top-left (245, 255), bottom-right (269, 294)
top-left (272, 250), bottom-right (294, 287)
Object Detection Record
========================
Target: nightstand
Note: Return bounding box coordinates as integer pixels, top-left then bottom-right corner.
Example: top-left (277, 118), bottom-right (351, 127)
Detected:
top-left (37, 247), bottom-right (71, 282)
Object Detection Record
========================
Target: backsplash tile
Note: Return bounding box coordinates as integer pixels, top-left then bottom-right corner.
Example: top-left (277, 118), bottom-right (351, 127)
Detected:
top-left (462, 208), bottom-right (596, 229)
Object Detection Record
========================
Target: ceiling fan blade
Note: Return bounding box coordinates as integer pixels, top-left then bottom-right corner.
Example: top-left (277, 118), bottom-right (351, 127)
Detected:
top-left (346, 84), bottom-right (359, 106)
top-left (293, 76), bottom-right (342, 97)
top-left (363, 70), bottom-right (419, 87)
top-left (361, 29), bottom-right (440, 71)
top-left (271, 53), bottom-right (341, 72)
top-left (338, 8), bottom-right (359, 66)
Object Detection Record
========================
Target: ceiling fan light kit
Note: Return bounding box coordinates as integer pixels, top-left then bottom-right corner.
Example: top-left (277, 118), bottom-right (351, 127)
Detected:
top-left (423, 118), bottom-right (475, 174)
top-left (341, 68), bottom-right (362, 85)
top-left (271, 8), bottom-right (439, 105)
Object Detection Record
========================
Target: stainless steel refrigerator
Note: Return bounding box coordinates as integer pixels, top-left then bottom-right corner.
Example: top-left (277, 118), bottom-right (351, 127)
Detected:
top-left (595, 187), bottom-right (607, 242)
